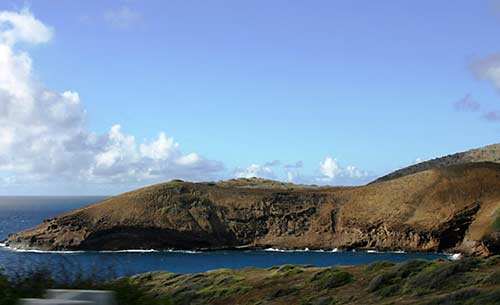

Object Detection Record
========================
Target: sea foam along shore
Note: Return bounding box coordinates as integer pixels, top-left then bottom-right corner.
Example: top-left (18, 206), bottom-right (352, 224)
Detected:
top-left (264, 247), bottom-right (339, 252)
top-left (0, 243), bottom-right (461, 260)
top-left (0, 243), bottom-right (200, 254)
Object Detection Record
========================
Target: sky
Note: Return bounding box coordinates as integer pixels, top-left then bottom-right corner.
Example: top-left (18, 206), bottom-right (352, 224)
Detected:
top-left (1, 1), bottom-right (500, 195)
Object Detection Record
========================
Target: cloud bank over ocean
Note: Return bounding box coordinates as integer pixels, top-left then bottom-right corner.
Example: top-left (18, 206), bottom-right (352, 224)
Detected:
top-left (0, 8), bottom-right (371, 193)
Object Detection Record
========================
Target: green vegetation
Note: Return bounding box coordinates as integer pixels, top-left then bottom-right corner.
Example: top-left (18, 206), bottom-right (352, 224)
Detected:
top-left (274, 264), bottom-right (306, 276)
top-left (0, 267), bottom-right (173, 305)
top-left (367, 259), bottom-right (433, 296)
top-left (364, 260), bottom-right (395, 272)
top-left (423, 288), bottom-right (500, 305)
top-left (2, 257), bottom-right (500, 305)
top-left (406, 257), bottom-right (480, 292)
top-left (492, 216), bottom-right (500, 231)
top-left (310, 268), bottom-right (353, 289)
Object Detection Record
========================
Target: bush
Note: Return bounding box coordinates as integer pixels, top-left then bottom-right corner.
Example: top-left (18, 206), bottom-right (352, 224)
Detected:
top-left (367, 271), bottom-right (397, 293)
top-left (483, 270), bottom-right (500, 285)
top-left (276, 265), bottom-right (304, 276)
top-left (483, 255), bottom-right (500, 266)
top-left (366, 259), bottom-right (435, 297)
top-left (0, 269), bottom-right (17, 305)
top-left (423, 288), bottom-right (481, 305)
top-left (491, 215), bottom-right (500, 232)
top-left (407, 257), bottom-right (480, 291)
top-left (423, 288), bottom-right (500, 305)
top-left (101, 279), bottom-right (173, 305)
top-left (311, 268), bottom-right (353, 289)
top-left (364, 261), bottom-right (395, 272)
top-left (392, 259), bottom-right (433, 278)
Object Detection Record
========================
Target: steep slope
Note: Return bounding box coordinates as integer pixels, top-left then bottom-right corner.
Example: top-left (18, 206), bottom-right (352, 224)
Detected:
top-left (6, 162), bottom-right (500, 255)
top-left (372, 143), bottom-right (500, 183)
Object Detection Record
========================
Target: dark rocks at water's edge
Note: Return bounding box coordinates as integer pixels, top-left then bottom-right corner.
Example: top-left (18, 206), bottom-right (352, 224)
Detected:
top-left (5, 155), bottom-right (500, 256)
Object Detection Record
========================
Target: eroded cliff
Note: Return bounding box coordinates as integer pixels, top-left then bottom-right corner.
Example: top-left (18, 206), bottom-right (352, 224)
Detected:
top-left (6, 162), bottom-right (500, 255)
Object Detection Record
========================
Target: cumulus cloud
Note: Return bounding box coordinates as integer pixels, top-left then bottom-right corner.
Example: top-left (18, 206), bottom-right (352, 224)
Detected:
top-left (234, 157), bottom-right (370, 186)
top-left (0, 8), bottom-right (52, 45)
top-left (104, 6), bottom-right (142, 29)
top-left (0, 9), bottom-right (223, 186)
top-left (234, 164), bottom-right (276, 179)
top-left (319, 157), bottom-right (341, 179)
top-left (317, 157), bottom-right (368, 182)
top-left (453, 94), bottom-right (480, 112)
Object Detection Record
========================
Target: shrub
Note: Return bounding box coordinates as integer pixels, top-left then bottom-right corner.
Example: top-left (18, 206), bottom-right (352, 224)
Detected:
top-left (276, 265), bottom-right (304, 276)
top-left (367, 271), bottom-right (397, 293)
top-left (483, 270), bottom-right (500, 285)
top-left (423, 288), bottom-right (481, 305)
top-left (422, 288), bottom-right (500, 305)
top-left (492, 215), bottom-right (500, 232)
top-left (367, 259), bottom-right (433, 297)
top-left (311, 268), bottom-right (353, 289)
top-left (364, 261), bottom-right (395, 272)
top-left (392, 259), bottom-right (433, 278)
top-left (407, 257), bottom-right (480, 291)
top-left (483, 255), bottom-right (500, 266)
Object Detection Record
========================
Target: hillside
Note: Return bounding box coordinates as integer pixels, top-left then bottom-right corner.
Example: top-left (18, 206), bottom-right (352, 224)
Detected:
top-left (372, 143), bottom-right (500, 183)
top-left (4, 256), bottom-right (500, 304)
top-left (126, 256), bottom-right (500, 305)
top-left (6, 162), bottom-right (500, 256)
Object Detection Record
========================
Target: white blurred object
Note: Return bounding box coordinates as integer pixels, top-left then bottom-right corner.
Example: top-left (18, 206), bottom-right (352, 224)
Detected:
top-left (19, 299), bottom-right (94, 305)
top-left (45, 290), bottom-right (116, 305)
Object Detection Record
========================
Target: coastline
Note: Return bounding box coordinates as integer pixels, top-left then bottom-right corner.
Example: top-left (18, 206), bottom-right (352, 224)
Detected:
top-left (0, 242), bottom-right (459, 259)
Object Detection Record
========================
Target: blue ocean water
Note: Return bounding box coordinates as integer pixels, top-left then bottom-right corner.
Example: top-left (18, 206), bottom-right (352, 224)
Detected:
top-left (0, 197), bottom-right (448, 277)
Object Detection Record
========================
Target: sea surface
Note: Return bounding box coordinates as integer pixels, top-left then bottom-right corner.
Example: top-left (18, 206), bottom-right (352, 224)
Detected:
top-left (0, 196), bottom-right (448, 278)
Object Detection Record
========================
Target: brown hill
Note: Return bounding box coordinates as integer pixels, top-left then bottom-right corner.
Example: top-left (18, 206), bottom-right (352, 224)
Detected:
top-left (6, 162), bottom-right (500, 256)
top-left (372, 143), bottom-right (500, 183)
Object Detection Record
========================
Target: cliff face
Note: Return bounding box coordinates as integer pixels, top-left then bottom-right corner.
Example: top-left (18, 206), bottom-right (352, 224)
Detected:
top-left (6, 162), bottom-right (500, 255)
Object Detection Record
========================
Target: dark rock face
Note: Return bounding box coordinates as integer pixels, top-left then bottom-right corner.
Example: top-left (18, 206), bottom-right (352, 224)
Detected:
top-left (6, 163), bottom-right (500, 255)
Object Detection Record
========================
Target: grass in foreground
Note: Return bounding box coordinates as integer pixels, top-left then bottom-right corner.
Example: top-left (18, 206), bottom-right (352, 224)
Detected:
top-left (2, 257), bottom-right (500, 304)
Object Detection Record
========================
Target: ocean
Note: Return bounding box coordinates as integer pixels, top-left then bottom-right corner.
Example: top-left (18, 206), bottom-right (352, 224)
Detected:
top-left (0, 196), bottom-right (448, 278)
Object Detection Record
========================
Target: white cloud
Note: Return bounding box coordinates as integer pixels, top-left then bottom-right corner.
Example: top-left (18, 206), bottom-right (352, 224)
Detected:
top-left (317, 156), bottom-right (369, 183)
top-left (234, 157), bottom-right (370, 186)
top-left (0, 9), bottom-right (223, 187)
top-left (234, 164), bottom-right (275, 179)
top-left (104, 6), bottom-right (141, 29)
top-left (0, 8), bottom-right (52, 45)
top-left (319, 157), bottom-right (341, 179)
top-left (139, 132), bottom-right (177, 160)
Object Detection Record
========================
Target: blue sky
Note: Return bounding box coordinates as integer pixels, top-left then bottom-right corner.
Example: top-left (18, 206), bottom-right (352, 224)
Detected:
top-left (1, 1), bottom-right (500, 195)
